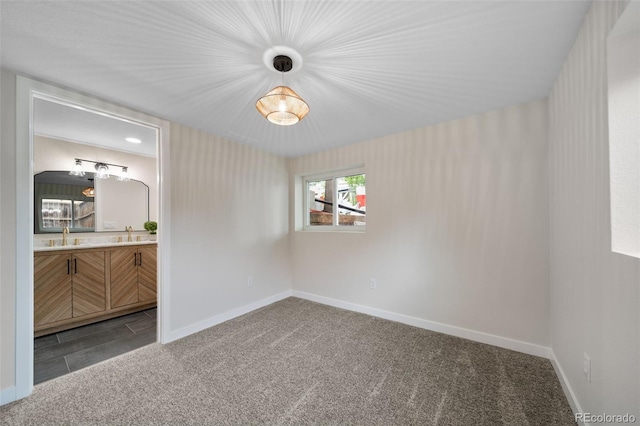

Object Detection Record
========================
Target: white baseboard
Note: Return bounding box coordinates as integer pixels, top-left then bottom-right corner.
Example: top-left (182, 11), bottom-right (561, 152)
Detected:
top-left (550, 350), bottom-right (584, 425)
top-left (1, 386), bottom-right (16, 406)
top-left (292, 290), bottom-right (551, 359)
top-left (164, 290), bottom-right (293, 343)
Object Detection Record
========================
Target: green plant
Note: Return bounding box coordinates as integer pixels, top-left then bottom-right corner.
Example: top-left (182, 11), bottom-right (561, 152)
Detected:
top-left (144, 221), bottom-right (158, 235)
top-left (344, 174), bottom-right (365, 190)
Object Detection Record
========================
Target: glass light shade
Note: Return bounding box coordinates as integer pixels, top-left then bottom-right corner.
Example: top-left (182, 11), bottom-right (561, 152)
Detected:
top-left (69, 159), bottom-right (85, 176)
top-left (94, 163), bottom-right (109, 179)
top-left (256, 86), bottom-right (309, 126)
top-left (82, 186), bottom-right (95, 197)
top-left (116, 166), bottom-right (130, 182)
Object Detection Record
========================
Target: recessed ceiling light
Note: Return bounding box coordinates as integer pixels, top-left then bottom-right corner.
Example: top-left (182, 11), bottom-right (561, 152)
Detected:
top-left (125, 137), bottom-right (142, 144)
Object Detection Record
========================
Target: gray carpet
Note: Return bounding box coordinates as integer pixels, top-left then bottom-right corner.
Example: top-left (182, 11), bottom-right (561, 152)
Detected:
top-left (1, 297), bottom-right (574, 425)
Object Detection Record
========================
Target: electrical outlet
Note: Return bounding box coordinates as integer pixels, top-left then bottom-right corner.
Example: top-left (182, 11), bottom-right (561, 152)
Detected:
top-left (583, 352), bottom-right (591, 382)
top-left (248, 276), bottom-right (254, 287)
top-left (370, 278), bottom-right (377, 290)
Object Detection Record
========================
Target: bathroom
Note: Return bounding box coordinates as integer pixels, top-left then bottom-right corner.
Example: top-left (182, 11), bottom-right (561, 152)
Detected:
top-left (32, 97), bottom-right (159, 383)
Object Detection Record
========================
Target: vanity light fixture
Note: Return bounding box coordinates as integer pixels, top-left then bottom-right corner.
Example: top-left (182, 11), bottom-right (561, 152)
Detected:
top-left (70, 158), bottom-right (130, 181)
top-left (256, 55), bottom-right (309, 126)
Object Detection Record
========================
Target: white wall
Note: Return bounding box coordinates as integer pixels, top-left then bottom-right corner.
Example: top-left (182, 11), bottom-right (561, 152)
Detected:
top-left (167, 123), bottom-right (291, 338)
top-left (548, 0), bottom-right (640, 417)
top-left (34, 135), bottom-right (158, 228)
top-left (0, 69), bottom-right (17, 397)
top-left (290, 99), bottom-right (550, 349)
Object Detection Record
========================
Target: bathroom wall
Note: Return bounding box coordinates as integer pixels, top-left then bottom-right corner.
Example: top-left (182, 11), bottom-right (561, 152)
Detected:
top-left (33, 135), bottom-right (158, 226)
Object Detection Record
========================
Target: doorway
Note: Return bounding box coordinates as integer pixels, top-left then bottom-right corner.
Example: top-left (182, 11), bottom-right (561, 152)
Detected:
top-left (13, 76), bottom-right (170, 399)
top-left (32, 96), bottom-right (160, 383)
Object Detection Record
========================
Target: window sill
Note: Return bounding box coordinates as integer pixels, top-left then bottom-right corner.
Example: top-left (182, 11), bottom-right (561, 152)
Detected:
top-left (300, 226), bottom-right (366, 233)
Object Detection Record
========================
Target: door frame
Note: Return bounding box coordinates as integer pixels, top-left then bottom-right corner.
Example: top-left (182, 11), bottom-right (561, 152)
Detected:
top-left (14, 75), bottom-right (171, 399)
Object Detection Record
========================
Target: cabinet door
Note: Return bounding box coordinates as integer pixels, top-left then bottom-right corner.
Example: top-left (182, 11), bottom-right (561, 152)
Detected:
top-left (72, 251), bottom-right (106, 317)
top-left (138, 246), bottom-right (157, 303)
top-left (34, 254), bottom-right (72, 326)
top-left (110, 247), bottom-right (139, 308)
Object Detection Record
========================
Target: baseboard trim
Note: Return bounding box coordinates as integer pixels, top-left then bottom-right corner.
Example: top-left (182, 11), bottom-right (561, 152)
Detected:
top-left (1, 386), bottom-right (16, 406)
top-left (292, 290), bottom-right (551, 359)
top-left (550, 350), bottom-right (584, 425)
top-left (164, 290), bottom-right (293, 343)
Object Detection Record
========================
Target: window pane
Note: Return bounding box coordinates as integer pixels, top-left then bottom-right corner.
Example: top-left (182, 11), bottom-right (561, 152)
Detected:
top-left (337, 173), bottom-right (366, 226)
top-left (308, 179), bottom-right (334, 226)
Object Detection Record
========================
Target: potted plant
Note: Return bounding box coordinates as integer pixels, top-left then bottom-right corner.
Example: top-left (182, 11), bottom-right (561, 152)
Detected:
top-left (144, 221), bottom-right (158, 240)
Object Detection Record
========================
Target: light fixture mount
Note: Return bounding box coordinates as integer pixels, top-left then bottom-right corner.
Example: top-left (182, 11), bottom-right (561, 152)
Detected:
top-left (262, 46), bottom-right (303, 74)
top-left (273, 55), bottom-right (293, 73)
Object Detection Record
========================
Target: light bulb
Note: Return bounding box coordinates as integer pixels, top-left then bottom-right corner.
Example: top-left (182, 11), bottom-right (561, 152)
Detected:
top-left (117, 166), bottom-right (130, 182)
top-left (69, 159), bottom-right (85, 176)
top-left (94, 163), bottom-right (109, 179)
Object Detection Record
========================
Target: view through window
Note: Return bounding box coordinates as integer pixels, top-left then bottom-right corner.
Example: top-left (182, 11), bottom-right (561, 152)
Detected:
top-left (306, 169), bottom-right (366, 229)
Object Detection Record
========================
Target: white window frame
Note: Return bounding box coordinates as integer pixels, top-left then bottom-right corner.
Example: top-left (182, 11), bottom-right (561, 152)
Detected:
top-left (302, 166), bottom-right (366, 232)
top-left (607, 1), bottom-right (640, 259)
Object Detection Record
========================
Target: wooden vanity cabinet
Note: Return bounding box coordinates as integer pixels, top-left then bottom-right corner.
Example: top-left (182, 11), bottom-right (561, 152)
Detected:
top-left (34, 243), bottom-right (157, 337)
top-left (34, 250), bottom-right (106, 328)
top-left (110, 246), bottom-right (157, 308)
top-left (34, 253), bottom-right (73, 326)
top-left (72, 251), bottom-right (108, 317)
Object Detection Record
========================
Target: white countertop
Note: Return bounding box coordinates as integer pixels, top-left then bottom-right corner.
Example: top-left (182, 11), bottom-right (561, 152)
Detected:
top-left (34, 239), bottom-right (157, 252)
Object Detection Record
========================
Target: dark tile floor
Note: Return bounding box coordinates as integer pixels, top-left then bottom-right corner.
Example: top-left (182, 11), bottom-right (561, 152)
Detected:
top-left (34, 308), bottom-right (157, 384)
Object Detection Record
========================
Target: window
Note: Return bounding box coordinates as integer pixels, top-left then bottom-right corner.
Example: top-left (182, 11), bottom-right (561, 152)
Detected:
top-left (304, 167), bottom-right (366, 230)
top-left (607, 1), bottom-right (640, 258)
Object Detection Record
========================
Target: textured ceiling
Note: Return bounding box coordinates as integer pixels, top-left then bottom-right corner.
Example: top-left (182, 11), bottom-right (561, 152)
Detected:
top-left (1, 1), bottom-right (591, 158)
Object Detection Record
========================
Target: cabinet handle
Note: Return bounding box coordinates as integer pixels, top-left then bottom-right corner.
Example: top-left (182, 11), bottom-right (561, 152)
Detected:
top-left (139, 253), bottom-right (142, 266)
top-left (134, 252), bottom-right (137, 266)
top-left (74, 258), bottom-right (77, 274)
top-left (67, 259), bottom-right (70, 275)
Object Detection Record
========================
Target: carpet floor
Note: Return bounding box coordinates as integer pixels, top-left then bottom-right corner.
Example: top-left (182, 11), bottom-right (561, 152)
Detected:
top-left (1, 297), bottom-right (574, 425)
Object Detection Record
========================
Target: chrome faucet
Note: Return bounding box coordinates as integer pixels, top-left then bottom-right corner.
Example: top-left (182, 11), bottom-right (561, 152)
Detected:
top-left (126, 225), bottom-right (134, 242)
top-left (62, 226), bottom-right (69, 246)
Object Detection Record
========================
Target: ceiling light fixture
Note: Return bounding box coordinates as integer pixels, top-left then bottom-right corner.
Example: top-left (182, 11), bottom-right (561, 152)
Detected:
top-left (256, 55), bottom-right (309, 126)
top-left (125, 137), bottom-right (142, 144)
